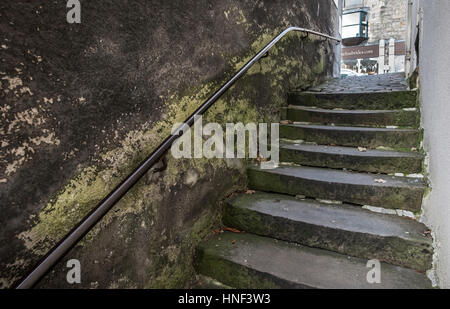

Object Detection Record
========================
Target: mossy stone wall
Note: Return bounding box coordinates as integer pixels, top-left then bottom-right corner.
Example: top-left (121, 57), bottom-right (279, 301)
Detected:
top-left (0, 0), bottom-right (339, 288)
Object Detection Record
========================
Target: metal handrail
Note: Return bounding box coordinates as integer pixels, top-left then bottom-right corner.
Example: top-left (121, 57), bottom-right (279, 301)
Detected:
top-left (15, 26), bottom-right (340, 289)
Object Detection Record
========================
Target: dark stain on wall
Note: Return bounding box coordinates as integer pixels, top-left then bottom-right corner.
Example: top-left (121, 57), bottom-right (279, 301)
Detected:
top-left (0, 0), bottom-right (338, 288)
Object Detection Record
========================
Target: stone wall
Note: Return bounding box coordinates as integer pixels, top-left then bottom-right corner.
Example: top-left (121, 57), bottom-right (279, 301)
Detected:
top-left (366, 0), bottom-right (407, 43)
top-left (0, 0), bottom-right (339, 288)
top-left (344, 0), bottom-right (407, 42)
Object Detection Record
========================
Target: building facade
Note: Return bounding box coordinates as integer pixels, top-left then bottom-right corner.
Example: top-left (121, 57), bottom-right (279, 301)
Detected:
top-left (342, 0), bottom-right (407, 74)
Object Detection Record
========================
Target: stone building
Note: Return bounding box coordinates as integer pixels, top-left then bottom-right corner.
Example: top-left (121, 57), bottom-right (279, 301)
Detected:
top-left (342, 0), bottom-right (408, 73)
top-left (366, 0), bottom-right (408, 43)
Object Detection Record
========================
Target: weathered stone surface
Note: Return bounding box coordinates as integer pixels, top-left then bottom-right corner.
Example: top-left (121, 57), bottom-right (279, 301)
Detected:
top-left (364, 0), bottom-right (408, 43)
top-left (288, 91), bottom-right (417, 110)
top-left (281, 106), bottom-right (419, 127)
top-left (195, 68), bottom-right (432, 289)
top-left (223, 192), bottom-right (433, 272)
top-left (308, 73), bottom-right (410, 93)
top-left (280, 124), bottom-right (419, 148)
top-left (280, 144), bottom-right (423, 174)
top-left (248, 165), bottom-right (426, 212)
top-left (0, 0), bottom-right (339, 288)
top-left (196, 232), bottom-right (432, 289)
top-left (307, 73), bottom-right (409, 93)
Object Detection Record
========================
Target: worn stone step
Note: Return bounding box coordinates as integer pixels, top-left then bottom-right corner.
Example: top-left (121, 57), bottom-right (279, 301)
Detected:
top-left (196, 232), bottom-right (432, 289)
top-left (247, 165), bottom-right (426, 212)
top-left (280, 124), bottom-right (419, 149)
top-left (223, 192), bottom-right (433, 272)
top-left (281, 106), bottom-right (419, 127)
top-left (279, 143), bottom-right (423, 174)
top-left (287, 90), bottom-right (417, 110)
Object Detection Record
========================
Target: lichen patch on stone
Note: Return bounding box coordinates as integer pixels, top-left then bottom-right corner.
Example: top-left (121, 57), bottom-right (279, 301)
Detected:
top-left (2, 76), bottom-right (23, 90)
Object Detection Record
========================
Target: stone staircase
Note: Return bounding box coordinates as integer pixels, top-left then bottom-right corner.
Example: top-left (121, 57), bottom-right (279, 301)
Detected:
top-left (195, 74), bottom-right (433, 289)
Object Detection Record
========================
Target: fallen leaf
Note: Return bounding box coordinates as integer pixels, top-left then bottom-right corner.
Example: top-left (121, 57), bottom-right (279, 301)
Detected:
top-left (411, 147), bottom-right (418, 152)
top-left (257, 154), bottom-right (268, 162)
top-left (280, 120), bottom-right (293, 125)
top-left (224, 227), bottom-right (242, 233)
top-left (212, 228), bottom-right (223, 235)
top-left (374, 179), bottom-right (387, 184)
top-left (358, 147), bottom-right (367, 152)
top-left (245, 190), bottom-right (256, 195)
top-left (231, 240), bottom-right (237, 244)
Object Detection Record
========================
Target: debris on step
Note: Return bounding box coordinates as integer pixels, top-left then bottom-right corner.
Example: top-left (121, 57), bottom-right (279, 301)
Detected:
top-left (374, 178), bottom-right (387, 184)
top-left (257, 154), bottom-right (268, 163)
top-left (280, 120), bottom-right (293, 125)
top-left (407, 173), bottom-right (424, 178)
top-left (362, 205), bottom-right (416, 219)
top-left (363, 205), bottom-right (397, 215)
top-left (316, 199), bottom-right (343, 204)
top-left (224, 227), bottom-right (242, 233)
top-left (395, 209), bottom-right (416, 219)
top-left (376, 146), bottom-right (394, 151)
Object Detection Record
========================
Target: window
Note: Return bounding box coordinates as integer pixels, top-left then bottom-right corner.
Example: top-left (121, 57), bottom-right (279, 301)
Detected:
top-left (343, 12), bottom-right (361, 25)
top-left (342, 11), bottom-right (369, 40)
top-left (344, 0), bottom-right (363, 8)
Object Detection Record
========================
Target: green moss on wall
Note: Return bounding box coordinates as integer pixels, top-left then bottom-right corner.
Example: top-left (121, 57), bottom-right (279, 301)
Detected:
top-left (5, 10), bottom-right (336, 288)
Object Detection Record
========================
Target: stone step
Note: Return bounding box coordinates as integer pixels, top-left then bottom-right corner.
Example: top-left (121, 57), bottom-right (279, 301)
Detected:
top-left (223, 192), bottom-right (433, 272)
top-left (195, 232), bottom-right (432, 289)
top-left (280, 124), bottom-right (419, 149)
top-left (281, 106), bottom-right (419, 127)
top-left (287, 90), bottom-right (417, 110)
top-left (279, 143), bottom-right (423, 174)
top-left (247, 165), bottom-right (426, 212)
